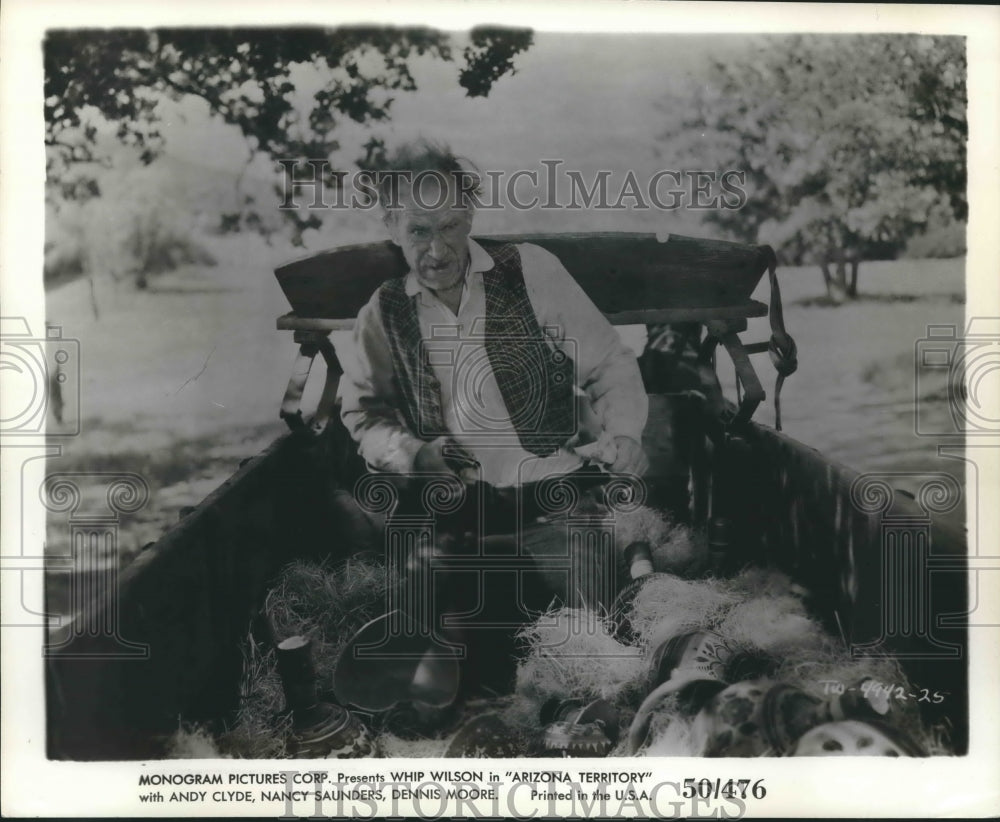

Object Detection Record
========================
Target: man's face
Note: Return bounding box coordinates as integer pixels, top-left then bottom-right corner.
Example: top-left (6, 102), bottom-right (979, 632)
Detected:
top-left (386, 180), bottom-right (473, 291)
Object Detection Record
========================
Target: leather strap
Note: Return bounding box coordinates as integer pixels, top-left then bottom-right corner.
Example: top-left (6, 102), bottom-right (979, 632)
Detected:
top-left (763, 248), bottom-right (798, 431)
top-left (279, 330), bottom-right (343, 435)
top-left (310, 336), bottom-right (342, 436)
top-left (700, 248), bottom-right (797, 432)
top-left (715, 324), bottom-right (766, 428)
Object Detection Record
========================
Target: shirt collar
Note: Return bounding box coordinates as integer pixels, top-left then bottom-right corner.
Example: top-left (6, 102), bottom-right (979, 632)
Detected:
top-left (403, 238), bottom-right (495, 299)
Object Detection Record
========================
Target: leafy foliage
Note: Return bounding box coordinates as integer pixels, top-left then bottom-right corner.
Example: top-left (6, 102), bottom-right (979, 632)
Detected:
top-left (459, 27), bottom-right (533, 97)
top-left (45, 164), bottom-right (216, 292)
top-left (659, 34), bottom-right (966, 297)
top-left (45, 26), bottom-right (533, 241)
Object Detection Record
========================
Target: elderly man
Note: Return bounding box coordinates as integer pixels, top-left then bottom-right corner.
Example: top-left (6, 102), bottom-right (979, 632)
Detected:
top-left (338, 141), bottom-right (648, 693)
top-left (340, 141), bottom-right (648, 491)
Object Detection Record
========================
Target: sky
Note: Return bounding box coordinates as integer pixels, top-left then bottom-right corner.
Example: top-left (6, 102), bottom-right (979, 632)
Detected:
top-left (142, 30), bottom-right (752, 241)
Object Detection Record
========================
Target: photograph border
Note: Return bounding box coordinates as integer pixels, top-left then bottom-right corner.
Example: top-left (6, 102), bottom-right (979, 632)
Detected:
top-left (2, 1), bottom-right (998, 818)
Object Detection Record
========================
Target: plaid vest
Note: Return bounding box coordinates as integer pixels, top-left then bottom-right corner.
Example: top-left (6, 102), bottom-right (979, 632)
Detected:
top-left (377, 242), bottom-right (577, 457)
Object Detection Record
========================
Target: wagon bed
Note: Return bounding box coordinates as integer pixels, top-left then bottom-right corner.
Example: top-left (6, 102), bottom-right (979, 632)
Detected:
top-left (45, 232), bottom-right (968, 759)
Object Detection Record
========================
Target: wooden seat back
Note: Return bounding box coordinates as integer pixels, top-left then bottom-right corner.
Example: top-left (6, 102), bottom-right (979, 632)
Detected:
top-left (275, 232), bottom-right (775, 330)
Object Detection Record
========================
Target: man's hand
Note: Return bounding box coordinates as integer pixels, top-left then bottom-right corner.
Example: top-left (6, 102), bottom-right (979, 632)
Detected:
top-left (414, 436), bottom-right (479, 483)
top-left (609, 435), bottom-right (649, 476)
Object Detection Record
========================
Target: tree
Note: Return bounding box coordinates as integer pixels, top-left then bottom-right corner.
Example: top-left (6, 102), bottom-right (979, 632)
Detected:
top-left (658, 34), bottom-right (966, 300)
top-left (44, 26), bottom-right (533, 243)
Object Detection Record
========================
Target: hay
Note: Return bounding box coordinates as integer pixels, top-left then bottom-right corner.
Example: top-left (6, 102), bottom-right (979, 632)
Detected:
top-left (629, 575), bottom-right (738, 649)
top-left (512, 607), bottom-right (646, 726)
top-left (165, 722), bottom-right (229, 759)
top-left (216, 633), bottom-right (291, 759)
top-left (614, 507), bottom-right (675, 553)
top-left (581, 564), bottom-right (952, 757)
top-left (498, 689), bottom-right (559, 732)
top-left (375, 697), bottom-right (520, 757)
top-left (650, 523), bottom-right (709, 577)
top-left (716, 596), bottom-right (829, 658)
top-left (376, 733), bottom-right (451, 758)
top-left (921, 721), bottom-right (958, 757)
top-left (769, 646), bottom-right (940, 753)
top-left (216, 556), bottom-right (392, 759)
top-left (265, 557), bottom-right (393, 684)
top-left (641, 705), bottom-right (699, 757)
top-left (774, 651), bottom-right (904, 699)
top-left (613, 506), bottom-right (709, 577)
top-left (168, 535), bottom-right (952, 758)
top-left (720, 565), bottom-right (807, 599)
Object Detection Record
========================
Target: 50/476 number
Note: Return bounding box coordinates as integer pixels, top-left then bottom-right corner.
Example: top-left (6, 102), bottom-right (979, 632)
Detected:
top-left (682, 779), bottom-right (766, 800)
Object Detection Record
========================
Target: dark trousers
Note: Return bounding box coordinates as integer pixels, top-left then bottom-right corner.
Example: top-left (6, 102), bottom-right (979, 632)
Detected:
top-left (386, 465), bottom-right (615, 694)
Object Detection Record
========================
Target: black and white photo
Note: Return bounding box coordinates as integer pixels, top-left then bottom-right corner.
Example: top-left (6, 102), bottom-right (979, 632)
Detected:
top-left (2, 2), bottom-right (999, 818)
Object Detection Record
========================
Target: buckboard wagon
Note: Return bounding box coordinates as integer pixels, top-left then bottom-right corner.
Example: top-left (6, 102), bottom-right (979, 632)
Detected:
top-left (46, 232), bottom-right (968, 760)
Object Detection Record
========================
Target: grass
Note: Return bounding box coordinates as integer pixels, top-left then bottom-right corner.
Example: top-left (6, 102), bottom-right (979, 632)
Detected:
top-left (51, 431), bottom-right (227, 488)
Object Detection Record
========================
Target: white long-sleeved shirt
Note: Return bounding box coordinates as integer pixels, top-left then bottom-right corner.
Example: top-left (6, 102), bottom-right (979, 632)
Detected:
top-left (338, 239), bottom-right (648, 487)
